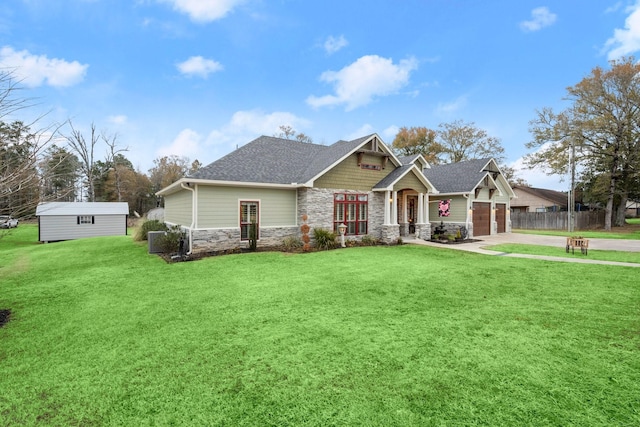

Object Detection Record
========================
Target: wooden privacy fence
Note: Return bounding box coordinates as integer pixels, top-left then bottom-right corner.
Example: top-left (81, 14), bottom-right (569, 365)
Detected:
top-left (511, 211), bottom-right (605, 230)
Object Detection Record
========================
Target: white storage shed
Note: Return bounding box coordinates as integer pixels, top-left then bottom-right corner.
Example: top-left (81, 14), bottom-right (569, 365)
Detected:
top-left (36, 202), bottom-right (129, 243)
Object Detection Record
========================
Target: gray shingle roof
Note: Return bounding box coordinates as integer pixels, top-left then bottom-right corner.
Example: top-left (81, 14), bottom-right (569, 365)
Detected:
top-left (422, 158), bottom-right (493, 193)
top-left (373, 164), bottom-right (414, 189)
top-left (190, 134), bottom-right (375, 185)
top-left (512, 186), bottom-right (568, 207)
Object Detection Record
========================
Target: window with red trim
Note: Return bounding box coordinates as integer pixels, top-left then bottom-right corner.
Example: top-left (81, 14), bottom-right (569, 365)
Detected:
top-left (334, 193), bottom-right (368, 235)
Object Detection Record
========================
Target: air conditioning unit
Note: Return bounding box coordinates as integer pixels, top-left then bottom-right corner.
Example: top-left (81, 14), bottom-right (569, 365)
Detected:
top-left (148, 231), bottom-right (166, 254)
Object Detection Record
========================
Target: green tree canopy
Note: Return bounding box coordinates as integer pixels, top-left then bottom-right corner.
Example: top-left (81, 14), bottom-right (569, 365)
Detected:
top-left (525, 56), bottom-right (640, 229)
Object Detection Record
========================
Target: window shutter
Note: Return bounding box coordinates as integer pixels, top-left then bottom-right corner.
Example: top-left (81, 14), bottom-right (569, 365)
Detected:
top-left (77, 216), bottom-right (80, 225)
top-left (91, 216), bottom-right (95, 224)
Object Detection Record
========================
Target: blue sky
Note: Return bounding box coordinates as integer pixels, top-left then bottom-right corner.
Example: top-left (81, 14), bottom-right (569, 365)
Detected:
top-left (1, 1), bottom-right (639, 190)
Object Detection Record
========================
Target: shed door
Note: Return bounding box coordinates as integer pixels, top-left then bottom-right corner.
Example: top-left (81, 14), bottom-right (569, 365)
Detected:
top-left (496, 203), bottom-right (506, 233)
top-left (473, 202), bottom-right (491, 236)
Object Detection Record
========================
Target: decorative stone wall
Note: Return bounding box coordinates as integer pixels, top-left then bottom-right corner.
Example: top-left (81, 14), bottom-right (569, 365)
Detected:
top-left (191, 226), bottom-right (298, 253)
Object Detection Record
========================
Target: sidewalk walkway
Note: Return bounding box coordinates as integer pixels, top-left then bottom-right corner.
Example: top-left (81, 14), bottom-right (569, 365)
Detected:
top-left (404, 233), bottom-right (640, 268)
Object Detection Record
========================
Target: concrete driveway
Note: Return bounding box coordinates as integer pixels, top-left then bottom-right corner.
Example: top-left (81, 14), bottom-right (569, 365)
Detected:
top-left (406, 232), bottom-right (640, 267)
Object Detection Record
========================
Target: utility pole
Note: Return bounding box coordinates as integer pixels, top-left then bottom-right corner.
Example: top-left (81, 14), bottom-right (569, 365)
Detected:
top-left (568, 139), bottom-right (575, 233)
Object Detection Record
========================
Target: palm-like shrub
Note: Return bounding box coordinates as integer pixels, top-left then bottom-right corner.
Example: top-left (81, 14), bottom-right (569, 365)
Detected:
top-left (313, 228), bottom-right (337, 250)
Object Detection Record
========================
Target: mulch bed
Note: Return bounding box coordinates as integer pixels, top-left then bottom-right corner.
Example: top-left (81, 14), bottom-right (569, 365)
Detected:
top-left (0, 309), bottom-right (10, 328)
top-left (157, 242), bottom-right (384, 263)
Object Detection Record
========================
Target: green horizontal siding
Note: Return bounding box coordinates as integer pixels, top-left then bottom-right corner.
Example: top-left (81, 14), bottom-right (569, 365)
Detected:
top-left (197, 186), bottom-right (297, 228)
top-left (429, 195), bottom-right (467, 223)
top-left (395, 172), bottom-right (428, 193)
top-left (314, 154), bottom-right (394, 191)
top-left (164, 190), bottom-right (193, 226)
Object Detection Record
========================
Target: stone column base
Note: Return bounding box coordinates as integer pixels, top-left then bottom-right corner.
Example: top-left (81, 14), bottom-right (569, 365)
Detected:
top-left (415, 223), bottom-right (431, 240)
top-left (381, 224), bottom-right (400, 244)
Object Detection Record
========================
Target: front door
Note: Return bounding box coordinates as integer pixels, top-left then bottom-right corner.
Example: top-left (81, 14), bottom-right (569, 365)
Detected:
top-left (408, 196), bottom-right (416, 233)
top-left (496, 203), bottom-right (506, 233)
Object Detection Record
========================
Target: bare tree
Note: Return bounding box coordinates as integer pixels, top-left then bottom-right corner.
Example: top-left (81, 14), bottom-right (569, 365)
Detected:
top-left (104, 133), bottom-right (128, 202)
top-left (0, 71), bottom-right (64, 220)
top-left (64, 121), bottom-right (124, 202)
top-left (274, 125), bottom-right (313, 143)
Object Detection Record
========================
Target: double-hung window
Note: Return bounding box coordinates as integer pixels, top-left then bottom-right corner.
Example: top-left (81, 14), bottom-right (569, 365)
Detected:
top-left (77, 215), bottom-right (94, 225)
top-left (334, 193), bottom-right (368, 235)
top-left (240, 201), bottom-right (259, 240)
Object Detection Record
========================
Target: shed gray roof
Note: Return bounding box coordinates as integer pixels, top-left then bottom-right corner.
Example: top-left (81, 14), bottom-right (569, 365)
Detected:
top-left (422, 158), bottom-right (494, 193)
top-left (36, 202), bottom-right (129, 216)
top-left (190, 134), bottom-right (376, 185)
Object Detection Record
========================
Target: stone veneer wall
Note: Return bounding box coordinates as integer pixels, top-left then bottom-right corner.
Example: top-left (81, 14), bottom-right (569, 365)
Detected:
top-left (298, 188), bottom-right (388, 243)
top-left (191, 187), bottom-right (402, 252)
top-left (191, 226), bottom-right (298, 253)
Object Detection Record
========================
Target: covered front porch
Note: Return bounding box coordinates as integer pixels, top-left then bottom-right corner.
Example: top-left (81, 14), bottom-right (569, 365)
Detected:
top-left (383, 189), bottom-right (431, 240)
top-left (373, 164), bottom-right (437, 244)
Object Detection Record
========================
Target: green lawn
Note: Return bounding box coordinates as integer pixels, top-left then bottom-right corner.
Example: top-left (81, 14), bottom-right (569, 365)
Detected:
top-left (1, 225), bottom-right (639, 426)
top-left (513, 218), bottom-right (640, 240)
top-left (484, 243), bottom-right (640, 264)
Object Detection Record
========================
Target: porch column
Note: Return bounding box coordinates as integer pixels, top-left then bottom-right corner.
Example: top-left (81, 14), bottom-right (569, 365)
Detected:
top-left (384, 190), bottom-right (391, 225)
top-left (392, 191), bottom-right (398, 225)
top-left (417, 193), bottom-right (424, 223)
top-left (402, 193), bottom-right (408, 223)
top-left (424, 193), bottom-right (430, 223)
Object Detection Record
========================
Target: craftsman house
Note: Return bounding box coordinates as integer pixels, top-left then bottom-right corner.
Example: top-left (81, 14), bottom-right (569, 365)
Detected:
top-left (157, 134), bottom-right (514, 253)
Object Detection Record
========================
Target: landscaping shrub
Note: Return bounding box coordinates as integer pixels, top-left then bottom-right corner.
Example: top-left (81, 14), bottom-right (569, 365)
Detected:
top-left (134, 219), bottom-right (168, 241)
top-left (156, 225), bottom-right (184, 253)
top-left (360, 235), bottom-right (380, 246)
top-left (282, 236), bottom-right (303, 251)
top-left (313, 228), bottom-right (337, 250)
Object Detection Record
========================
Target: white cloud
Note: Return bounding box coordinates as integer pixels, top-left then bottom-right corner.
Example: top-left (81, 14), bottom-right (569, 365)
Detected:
top-left (108, 115), bottom-right (128, 125)
top-left (0, 46), bottom-right (88, 88)
top-left (323, 35), bottom-right (348, 54)
top-left (606, 2), bottom-right (623, 14)
top-left (520, 7), bottom-right (557, 32)
top-left (212, 110), bottom-right (310, 139)
top-left (306, 55), bottom-right (418, 111)
top-left (345, 124), bottom-right (398, 142)
top-left (157, 128), bottom-right (203, 159)
top-left (436, 95), bottom-right (468, 115)
top-left (158, 0), bottom-right (244, 23)
top-left (177, 56), bottom-right (223, 78)
top-left (604, 2), bottom-right (640, 59)
top-left (158, 113), bottom-right (316, 164)
top-left (345, 124), bottom-right (376, 141)
top-left (509, 144), bottom-right (567, 190)
top-left (382, 125), bottom-right (399, 141)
